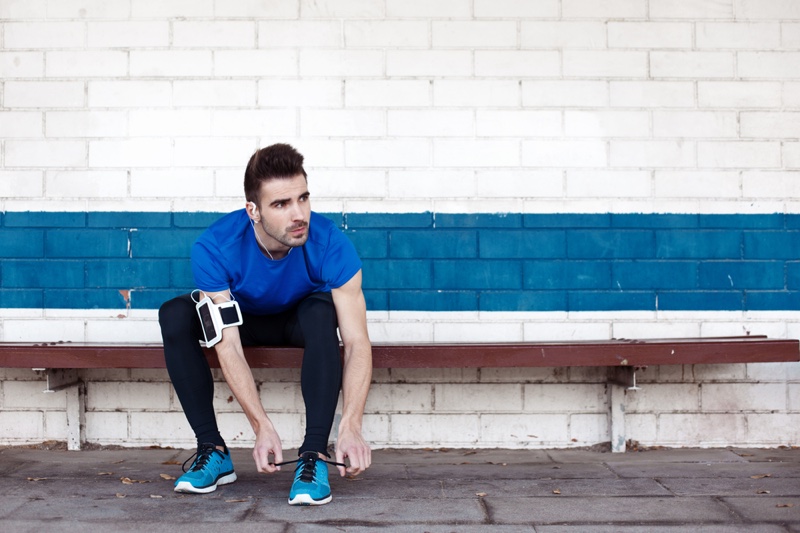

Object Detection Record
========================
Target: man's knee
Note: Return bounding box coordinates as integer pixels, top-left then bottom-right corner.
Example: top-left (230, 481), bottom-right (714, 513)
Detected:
top-left (159, 295), bottom-right (197, 340)
top-left (297, 292), bottom-right (337, 329)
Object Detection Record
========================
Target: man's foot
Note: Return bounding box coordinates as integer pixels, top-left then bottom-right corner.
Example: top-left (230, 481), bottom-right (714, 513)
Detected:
top-left (174, 443), bottom-right (237, 494)
top-left (288, 451), bottom-right (332, 505)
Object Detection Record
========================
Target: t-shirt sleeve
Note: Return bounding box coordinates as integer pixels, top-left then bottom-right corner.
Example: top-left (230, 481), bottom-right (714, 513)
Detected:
top-left (320, 226), bottom-right (362, 289)
top-left (191, 237), bottom-right (230, 293)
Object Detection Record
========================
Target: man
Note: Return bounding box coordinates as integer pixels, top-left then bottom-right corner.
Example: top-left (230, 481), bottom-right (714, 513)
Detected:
top-left (158, 143), bottom-right (372, 506)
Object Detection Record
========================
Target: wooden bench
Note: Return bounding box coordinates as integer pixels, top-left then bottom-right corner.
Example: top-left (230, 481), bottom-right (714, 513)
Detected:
top-left (1, 336), bottom-right (797, 452)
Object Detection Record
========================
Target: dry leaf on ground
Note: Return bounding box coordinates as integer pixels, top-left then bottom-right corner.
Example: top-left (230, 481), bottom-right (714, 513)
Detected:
top-left (159, 474), bottom-right (176, 481)
top-left (776, 503), bottom-right (794, 508)
top-left (115, 493), bottom-right (126, 498)
top-left (150, 495), bottom-right (163, 499)
top-left (26, 477), bottom-right (47, 482)
top-left (751, 474), bottom-right (772, 479)
top-left (225, 499), bottom-right (250, 503)
top-left (120, 477), bottom-right (150, 485)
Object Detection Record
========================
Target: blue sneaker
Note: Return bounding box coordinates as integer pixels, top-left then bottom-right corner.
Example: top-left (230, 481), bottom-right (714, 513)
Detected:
top-left (288, 451), bottom-right (332, 505)
top-left (174, 443), bottom-right (237, 494)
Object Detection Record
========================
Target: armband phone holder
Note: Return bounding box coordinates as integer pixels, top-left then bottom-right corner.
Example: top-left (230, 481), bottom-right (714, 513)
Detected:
top-left (196, 297), bottom-right (243, 348)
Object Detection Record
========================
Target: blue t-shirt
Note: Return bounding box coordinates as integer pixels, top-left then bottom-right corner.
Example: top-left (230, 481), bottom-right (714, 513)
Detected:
top-left (191, 210), bottom-right (361, 315)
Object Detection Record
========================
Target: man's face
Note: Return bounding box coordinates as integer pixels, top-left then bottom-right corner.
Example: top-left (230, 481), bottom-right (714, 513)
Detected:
top-left (252, 173), bottom-right (311, 253)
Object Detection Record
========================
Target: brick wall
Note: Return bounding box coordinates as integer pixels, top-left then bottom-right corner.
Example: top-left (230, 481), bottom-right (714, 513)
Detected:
top-left (1, 0), bottom-right (799, 449)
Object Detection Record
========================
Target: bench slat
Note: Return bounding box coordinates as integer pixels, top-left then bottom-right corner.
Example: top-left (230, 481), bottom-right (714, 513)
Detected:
top-left (1, 336), bottom-right (797, 369)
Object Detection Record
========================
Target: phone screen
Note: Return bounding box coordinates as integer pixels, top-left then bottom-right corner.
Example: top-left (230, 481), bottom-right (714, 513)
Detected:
top-left (198, 302), bottom-right (217, 341)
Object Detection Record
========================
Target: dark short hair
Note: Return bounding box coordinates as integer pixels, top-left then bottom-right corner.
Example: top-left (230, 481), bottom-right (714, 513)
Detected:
top-left (244, 143), bottom-right (307, 204)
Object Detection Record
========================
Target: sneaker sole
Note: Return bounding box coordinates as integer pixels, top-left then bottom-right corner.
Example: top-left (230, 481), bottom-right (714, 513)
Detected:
top-left (174, 472), bottom-right (237, 494)
top-left (288, 492), bottom-right (332, 506)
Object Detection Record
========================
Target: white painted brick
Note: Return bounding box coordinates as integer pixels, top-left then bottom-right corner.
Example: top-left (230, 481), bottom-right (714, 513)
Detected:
top-left (174, 138), bottom-right (256, 167)
top-left (698, 141), bottom-right (781, 169)
top-left (783, 23), bottom-right (800, 48)
top-left (0, 411), bottom-right (43, 442)
top-left (521, 22), bottom-right (606, 49)
top-left (257, 21), bottom-right (340, 49)
top-left (650, 0), bottom-right (734, 19)
top-left (651, 52), bottom-right (735, 79)
top-left (691, 363), bottom-right (747, 381)
top-left (129, 110), bottom-right (211, 137)
top-left (434, 80), bottom-right (519, 108)
top-left (654, 171), bottom-right (741, 198)
top-left (697, 23), bottom-right (780, 49)
top-left (214, 50), bottom-right (298, 77)
top-left (610, 81), bottom-right (695, 108)
top-left (480, 367), bottom-right (569, 383)
top-left (523, 140), bottom-right (607, 168)
top-left (301, 0), bottom-right (384, 18)
top-left (301, 109), bottom-right (384, 137)
top-left (345, 139), bottom-right (429, 167)
top-left (698, 82), bottom-right (782, 109)
top-left (365, 383), bottom-right (432, 413)
top-left (6, 81), bottom-right (83, 109)
top-left (0, 171), bottom-right (44, 198)
top-left (562, 0), bottom-right (647, 19)
top-left (173, 81), bottom-right (256, 107)
top-left (626, 413), bottom-right (658, 443)
top-left (608, 22), bottom-right (693, 49)
top-left (432, 21), bottom-right (517, 48)
top-left (300, 50), bottom-right (383, 77)
top-left (475, 51), bottom-right (561, 78)
top-left (790, 384), bottom-right (800, 411)
top-left (387, 51), bottom-right (472, 77)
top-left (658, 413), bottom-right (747, 446)
top-left (362, 413), bottom-right (391, 443)
top-left (131, 0), bottom-right (213, 18)
top-left (258, 382), bottom-right (301, 412)
top-left (2, 319), bottom-right (82, 343)
top-left (389, 110), bottom-right (474, 137)
top-left (0, 52), bottom-right (43, 78)
top-left (524, 384), bottom-right (606, 412)
top-left (566, 170), bottom-right (651, 198)
top-left (388, 170), bottom-right (476, 198)
top-left (86, 319), bottom-right (161, 343)
top-left (174, 21), bottom-right (255, 48)
top-left (433, 322), bottom-right (522, 342)
top-left (523, 321), bottom-right (610, 341)
top-left (131, 170), bottom-right (214, 198)
top-left (564, 51), bottom-right (648, 78)
top-left (654, 111), bottom-right (738, 139)
top-left (47, 0), bottom-right (129, 19)
top-left (46, 111), bottom-right (127, 138)
top-left (89, 139), bottom-right (172, 168)
top-left (211, 109), bottom-right (297, 137)
top-left (702, 383), bottom-right (785, 411)
top-left (46, 171), bottom-right (128, 199)
top-left (475, 0), bottom-right (560, 18)
top-left (46, 51), bottom-right (128, 78)
top-left (565, 111), bottom-right (649, 138)
top-left (786, 142), bottom-right (800, 168)
top-left (436, 383), bottom-right (522, 412)
top-left (746, 414), bottom-right (800, 445)
top-left (88, 382), bottom-right (170, 409)
top-left (743, 171), bottom-right (800, 198)
top-left (478, 110), bottom-right (561, 138)
top-left (746, 361), bottom-right (790, 382)
top-left (6, 140), bottom-right (86, 168)
top-left (626, 383), bottom-right (700, 413)
top-left (224, 412), bottom-right (304, 447)
top-left (570, 413), bottom-right (609, 444)
top-left (89, 81), bottom-right (171, 108)
top-left (85, 411), bottom-right (128, 441)
top-left (387, 368), bottom-right (479, 384)
top-left (4, 22), bottom-right (84, 49)
top-left (44, 411), bottom-right (68, 442)
top-left (260, 80), bottom-right (341, 108)
top-left (345, 21), bottom-right (428, 48)
top-left (386, 0), bottom-right (470, 18)
top-left (523, 81), bottom-right (608, 108)
top-left (741, 112), bottom-right (800, 138)
top-left (739, 52), bottom-right (800, 79)
top-left (310, 169), bottom-right (387, 199)
top-left (0, 112), bottom-right (42, 138)
top-left (391, 414), bottom-right (479, 445)
top-left (129, 412), bottom-right (193, 445)
top-left (88, 21), bottom-right (169, 48)
top-left (614, 321), bottom-right (701, 339)
top-left (480, 414), bottom-right (569, 446)
top-left (366, 319), bottom-right (433, 342)
top-left (345, 80), bottom-right (430, 108)
top-left (4, 381), bottom-right (66, 408)
top-left (0, 0), bottom-right (46, 19)
top-left (264, 138), bottom-right (344, 167)
top-left (735, 0), bottom-right (800, 20)
top-left (130, 51), bottom-right (212, 78)
top-left (434, 139), bottom-right (520, 168)
top-left (610, 141), bottom-right (695, 168)
top-left (214, 0), bottom-right (298, 17)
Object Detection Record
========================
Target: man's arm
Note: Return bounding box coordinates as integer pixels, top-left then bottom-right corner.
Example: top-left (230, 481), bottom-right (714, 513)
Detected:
top-left (201, 290), bottom-right (284, 473)
top-left (330, 270), bottom-right (373, 477)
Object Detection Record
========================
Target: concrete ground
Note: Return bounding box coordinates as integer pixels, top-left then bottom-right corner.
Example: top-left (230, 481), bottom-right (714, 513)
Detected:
top-left (0, 444), bottom-right (798, 532)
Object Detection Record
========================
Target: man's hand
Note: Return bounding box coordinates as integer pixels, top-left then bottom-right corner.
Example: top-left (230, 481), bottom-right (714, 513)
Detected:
top-left (253, 422), bottom-right (284, 474)
top-left (335, 426), bottom-right (371, 477)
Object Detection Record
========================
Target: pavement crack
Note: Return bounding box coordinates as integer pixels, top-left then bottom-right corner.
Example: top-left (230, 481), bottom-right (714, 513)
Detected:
top-left (478, 494), bottom-right (493, 524)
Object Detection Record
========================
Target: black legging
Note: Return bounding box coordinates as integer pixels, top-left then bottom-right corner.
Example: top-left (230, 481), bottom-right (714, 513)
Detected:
top-left (158, 292), bottom-right (342, 456)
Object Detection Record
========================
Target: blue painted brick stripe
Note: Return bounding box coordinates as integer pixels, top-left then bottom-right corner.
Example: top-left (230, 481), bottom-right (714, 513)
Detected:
top-left (1, 211), bottom-right (799, 311)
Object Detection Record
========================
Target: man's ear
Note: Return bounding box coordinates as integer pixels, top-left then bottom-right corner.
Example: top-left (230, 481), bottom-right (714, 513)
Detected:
top-left (246, 201), bottom-right (259, 221)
